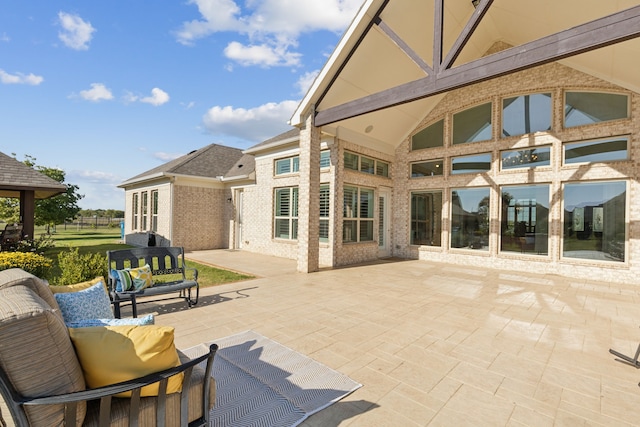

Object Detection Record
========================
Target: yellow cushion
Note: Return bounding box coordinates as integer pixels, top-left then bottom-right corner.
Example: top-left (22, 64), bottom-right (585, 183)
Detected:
top-left (69, 325), bottom-right (183, 397)
top-left (128, 264), bottom-right (153, 290)
top-left (50, 276), bottom-right (108, 294)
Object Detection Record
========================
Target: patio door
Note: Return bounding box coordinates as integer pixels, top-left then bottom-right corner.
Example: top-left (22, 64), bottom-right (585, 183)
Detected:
top-left (378, 188), bottom-right (391, 258)
top-left (234, 189), bottom-right (243, 249)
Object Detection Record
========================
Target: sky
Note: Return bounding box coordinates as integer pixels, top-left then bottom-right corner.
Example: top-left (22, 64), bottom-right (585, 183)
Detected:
top-left (0, 0), bottom-right (364, 210)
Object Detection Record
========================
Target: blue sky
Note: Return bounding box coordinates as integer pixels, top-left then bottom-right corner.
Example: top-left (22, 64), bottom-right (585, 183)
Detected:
top-left (0, 0), bottom-right (363, 210)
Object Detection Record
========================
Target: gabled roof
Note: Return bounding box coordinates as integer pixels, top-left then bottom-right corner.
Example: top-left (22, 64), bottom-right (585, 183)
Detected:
top-left (223, 153), bottom-right (256, 180)
top-left (244, 128), bottom-right (300, 154)
top-left (120, 144), bottom-right (244, 187)
top-left (292, 0), bottom-right (640, 153)
top-left (0, 151), bottom-right (66, 199)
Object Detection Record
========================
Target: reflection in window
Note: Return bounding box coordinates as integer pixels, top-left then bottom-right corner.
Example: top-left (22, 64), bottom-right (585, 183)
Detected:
top-left (563, 181), bottom-right (626, 262)
top-left (564, 137), bottom-right (628, 164)
top-left (343, 186), bottom-right (374, 243)
top-left (411, 191), bottom-right (442, 246)
top-left (565, 92), bottom-right (628, 128)
top-left (451, 153), bottom-right (491, 174)
top-left (453, 103), bottom-right (492, 144)
top-left (412, 119), bottom-right (443, 150)
top-left (376, 161), bottom-right (389, 177)
top-left (360, 156), bottom-right (375, 174)
top-left (502, 93), bottom-right (552, 137)
top-left (501, 147), bottom-right (551, 170)
top-left (411, 160), bottom-right (443, 177)
top-left (344, 152), bottom-right (359, 170)
top-left (500, 185), bottom-right (549, 255)
top-left (450, 188), bottom-right (490, 250)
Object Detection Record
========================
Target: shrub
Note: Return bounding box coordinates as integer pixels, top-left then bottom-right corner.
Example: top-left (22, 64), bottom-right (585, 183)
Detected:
top-left (14, 234), bottom-right (55, 253)
top-left (0, 252), bottom-right (52, 279)
top-left (54, 247), bottom-right (107, 286)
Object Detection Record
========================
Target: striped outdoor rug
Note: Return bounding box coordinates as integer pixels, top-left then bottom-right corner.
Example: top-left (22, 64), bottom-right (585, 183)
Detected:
top-left (183, 330), bottom-right (362, 427)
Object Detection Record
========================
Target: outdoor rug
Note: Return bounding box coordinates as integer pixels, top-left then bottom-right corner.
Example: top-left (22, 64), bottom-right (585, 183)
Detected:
top-left (183, 330), bottom-right (362, 427)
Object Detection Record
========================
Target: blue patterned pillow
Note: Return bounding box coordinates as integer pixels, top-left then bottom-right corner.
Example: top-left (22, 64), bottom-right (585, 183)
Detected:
top-left (54, 282), bottom-right (114, 324)
top-left (66, 314), bottom-right (154, 328)
top-left (110, 269), bottom-right (133, 292)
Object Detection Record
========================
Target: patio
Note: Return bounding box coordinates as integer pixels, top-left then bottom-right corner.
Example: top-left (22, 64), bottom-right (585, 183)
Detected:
top-left (130, 250), bottom-right (640, 426)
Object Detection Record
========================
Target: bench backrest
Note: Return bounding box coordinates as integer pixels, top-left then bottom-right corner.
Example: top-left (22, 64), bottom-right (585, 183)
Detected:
top-left (107, 247), bottom-right (187, 278)
top-left (1, 224), bottom-right (22, 243)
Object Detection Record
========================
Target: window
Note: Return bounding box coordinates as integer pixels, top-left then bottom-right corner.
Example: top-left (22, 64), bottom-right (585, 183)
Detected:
top-left (500, 185), bottom-right (549, 255)
top-left (274, 187), bottom-right (298, 239)
top-left (450, 188), bottom-right (490, 250)
top-left (320, 150), bottom-right (331, 169)
top-left (565, 91), bottom-right (629, 128)
top-left (319, 184), bottom-right (330, 242)
top-left (451, 153), bottom-right (491, 174)
top-left (360, 156), bottom-right (375, 174)
top-left (452, 102), bottom-right (492, 144)
top-left (376, 161), bottom-right (389, 177)
top-left (344, 151), bottom-right (390, 177)
top-left (564, 137), bottom-right (628, 164)
top-left (141, 191), bottom-right (148, 231)
top-left (411, 160), bottom-right (443, 177)
top-left (412, 119), bottom-right (444, 150)
top-left (502, 93), bottom-right (552, 137)
top-left (501, 147), bottom-right (551, 170)
top-left (275, 156), bottom-right (299, 175)
top-left (151, 190), bottom-right (158, 232)
top-left (563, 181), bottom-right (626, 262)
top-left (344, 152), bottom-right (359, 170)
top-left (343, 186), bottom-right (374, 243)
top-left (411, 191), bottom-right (442, 246)
top-left (132, 193), bottom-right (139, 230)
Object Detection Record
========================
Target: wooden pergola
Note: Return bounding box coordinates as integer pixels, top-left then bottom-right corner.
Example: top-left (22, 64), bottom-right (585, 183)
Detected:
top-left (0, 151), bottom-right (66, 241)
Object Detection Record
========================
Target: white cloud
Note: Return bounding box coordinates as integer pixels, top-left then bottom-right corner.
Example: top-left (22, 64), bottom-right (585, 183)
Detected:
top-left (176, 0), bottom-right (363, 67)
top-left (0, 69), bottom-right (43, 85)
top-left (154, 152), bottom-right (184, 161)
top-left (224, 41), bottom-right (301, 67)
top-left (295, 70), bottom-right (319, 96)
top-left (0, 33), bottom-right (10, 42)
top-left (202, 99), bottom-right (298, 141)
top-left (58, 12), bottom-right (96, 50)
top-left (124, 88), bottom-right (170, 106)
top-left (140, 88), bottom-right (170, 106)
top-left (78, 83), bottom-right (113, 102)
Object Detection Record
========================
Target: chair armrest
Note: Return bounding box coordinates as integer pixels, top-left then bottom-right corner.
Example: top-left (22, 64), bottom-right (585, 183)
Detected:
top-left (15, 344), bottom-right (218, 427)
top-left (184, 265), bottom-right (198, 281)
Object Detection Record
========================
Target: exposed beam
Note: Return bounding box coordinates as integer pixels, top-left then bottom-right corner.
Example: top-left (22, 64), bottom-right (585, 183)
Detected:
top-left (441, 0), bottom-right (494, 70)
top-left (432, 0), bottom-right (443, 75)
top-left (315, 5), bottom-right (640, 127)
top-left (374, 17), bottom-right (432, 75)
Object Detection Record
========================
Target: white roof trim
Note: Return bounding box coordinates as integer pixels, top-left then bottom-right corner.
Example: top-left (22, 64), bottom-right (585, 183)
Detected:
top-left (289, 0), bottom-right (378, 127)
top-left (243, 136), bottom-right (300, 154)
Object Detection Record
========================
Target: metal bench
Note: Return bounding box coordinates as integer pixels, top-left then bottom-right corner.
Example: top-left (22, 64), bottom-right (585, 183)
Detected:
top-left (107, 247), bottom-right (199, 317)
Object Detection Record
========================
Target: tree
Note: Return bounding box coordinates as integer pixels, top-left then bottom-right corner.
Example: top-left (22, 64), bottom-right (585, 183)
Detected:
top-left (34, 166), bottom-right (83, 233)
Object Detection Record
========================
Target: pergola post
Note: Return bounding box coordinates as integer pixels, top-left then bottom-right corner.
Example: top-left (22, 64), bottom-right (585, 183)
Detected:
top-left (19, 190), bottom-right (35, 240)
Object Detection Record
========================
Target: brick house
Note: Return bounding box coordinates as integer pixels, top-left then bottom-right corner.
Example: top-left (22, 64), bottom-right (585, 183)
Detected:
top-left (121, 1), bottom-right (640, 284)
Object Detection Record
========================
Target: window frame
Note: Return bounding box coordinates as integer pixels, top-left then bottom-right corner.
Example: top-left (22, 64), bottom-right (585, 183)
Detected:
top-left (132, 193), bottom-right (139, 231)
top-left (563, 136), bottom-right (629, 165)
top-left (343, 185), bottom-right (375, 243)
top-left (319, 184), bottom-right (330, 243)
top-left (411, 118), bottom-right (444, 151)
top-left (343, 151), bottom-right (390, 178)
top-left (141, 191), bottom-right (148, 231)
top-left (452, 102), bottom-right (493, 145)
top-left (151, 190), bottom-right (158, 232)
top-left (564, 90), bottom-right (630, 128)
top-left (274, 156), bottom-right (300, 176)
top-left (273, 186), bottom-right (299, 240)
top-left (410, 190), bottom-right (443, 246)
top-left (411, 160), bottom-right (444, 178)
top-left (501, 92), bottom-right (552, 138)
top-left (451, 153), bottom-right (492, 175)
top-left (501, 146), bottom-right (552, 170)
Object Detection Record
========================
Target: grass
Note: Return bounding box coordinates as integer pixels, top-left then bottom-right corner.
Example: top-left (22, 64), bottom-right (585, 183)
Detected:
top-left (39, 227), bottom-right (254, 287)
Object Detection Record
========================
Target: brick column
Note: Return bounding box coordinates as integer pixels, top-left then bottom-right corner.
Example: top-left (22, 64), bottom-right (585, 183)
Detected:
top-left (297, 112), bottom-right (320, 273)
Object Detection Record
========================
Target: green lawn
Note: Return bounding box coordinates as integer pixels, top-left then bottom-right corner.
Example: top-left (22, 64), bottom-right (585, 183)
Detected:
top-left (40, 227), bottom-right (253, 287)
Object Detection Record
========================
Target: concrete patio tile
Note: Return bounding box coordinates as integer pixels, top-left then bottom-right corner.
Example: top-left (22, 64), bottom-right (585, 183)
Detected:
top-left (141, 250), bottom-right (640, 426)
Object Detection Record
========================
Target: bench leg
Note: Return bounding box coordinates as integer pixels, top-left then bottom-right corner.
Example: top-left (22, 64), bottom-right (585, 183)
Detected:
top-left (609, 345), bottom-right (640, 368)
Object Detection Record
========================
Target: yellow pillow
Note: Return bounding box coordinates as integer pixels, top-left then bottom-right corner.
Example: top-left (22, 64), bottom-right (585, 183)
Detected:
top-left (50, 276), bottom-right (108, 295)
top-left (128, 264), bottom-right (153, 290)
top-left (69, 325), bottom-right (183, 397)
